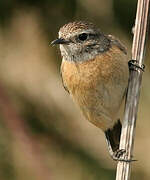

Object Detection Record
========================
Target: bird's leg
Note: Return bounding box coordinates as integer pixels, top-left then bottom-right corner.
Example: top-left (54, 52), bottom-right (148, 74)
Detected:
top-left (128, 60), bottom-right (145, 72)
top-left (105, 131), bottom-right (126, 161)
top-left (104, 121), bottom-right (136, 162)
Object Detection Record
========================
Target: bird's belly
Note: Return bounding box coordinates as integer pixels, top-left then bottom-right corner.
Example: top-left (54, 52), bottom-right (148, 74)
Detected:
top-left (61, 47), bottom-right (129, 130)
top-left (71, 78), bottom-right (125, 130)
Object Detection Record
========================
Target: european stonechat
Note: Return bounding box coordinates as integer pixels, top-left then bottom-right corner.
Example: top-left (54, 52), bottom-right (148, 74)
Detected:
top-left (51, 21), bottom-right (129, 161)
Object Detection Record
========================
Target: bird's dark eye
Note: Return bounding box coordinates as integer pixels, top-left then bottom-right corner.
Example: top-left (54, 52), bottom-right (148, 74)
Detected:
top-left (78, 33), bottom-right (88, 41)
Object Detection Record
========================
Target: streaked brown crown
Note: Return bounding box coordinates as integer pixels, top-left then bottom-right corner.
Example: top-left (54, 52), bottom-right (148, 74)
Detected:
top-left (59, 21), bottom-right (98, 38)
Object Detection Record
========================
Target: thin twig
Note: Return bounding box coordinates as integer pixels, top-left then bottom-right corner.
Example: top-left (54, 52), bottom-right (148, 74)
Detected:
top-left (116, 0), bottom-right (150, 180)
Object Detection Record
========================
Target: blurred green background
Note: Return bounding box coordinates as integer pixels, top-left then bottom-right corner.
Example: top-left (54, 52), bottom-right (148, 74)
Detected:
top-left (0, 0), bottom-right (149, 179)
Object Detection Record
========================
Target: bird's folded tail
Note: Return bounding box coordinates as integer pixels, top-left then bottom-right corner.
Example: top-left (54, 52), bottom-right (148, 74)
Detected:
top-left (105, 120), bottom-right (122, 152)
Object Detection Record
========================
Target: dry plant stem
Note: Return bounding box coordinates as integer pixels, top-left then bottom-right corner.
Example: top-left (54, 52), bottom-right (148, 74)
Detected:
top-left (116, 0), bottom-right (150, 180)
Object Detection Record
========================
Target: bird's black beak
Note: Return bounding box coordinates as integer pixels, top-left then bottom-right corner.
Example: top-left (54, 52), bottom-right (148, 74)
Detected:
top-left (51, 38), bottom-right (69, 46)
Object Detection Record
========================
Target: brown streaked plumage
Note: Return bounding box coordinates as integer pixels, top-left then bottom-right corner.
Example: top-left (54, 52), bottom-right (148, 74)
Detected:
top-left (59, 21), bottom-right (97, 38)
top-left (51, 21), bottom-right (129, 161)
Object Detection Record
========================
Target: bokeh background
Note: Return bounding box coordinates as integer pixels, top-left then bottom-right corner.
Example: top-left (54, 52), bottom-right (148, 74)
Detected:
top-left (0, 0), bottom-right (149, 179)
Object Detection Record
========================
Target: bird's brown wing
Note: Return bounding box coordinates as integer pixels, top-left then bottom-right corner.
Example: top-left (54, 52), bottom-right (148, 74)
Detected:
top-left (108, 34), bottom-right (128, 102)
top-left (107, 35), bottom-right (127, 55)
top-left (60, 69), bottom-right (70, 93)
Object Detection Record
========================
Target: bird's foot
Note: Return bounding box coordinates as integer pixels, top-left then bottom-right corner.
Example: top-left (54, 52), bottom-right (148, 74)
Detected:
top-left (112, 149), bottom-right (137, 162)
top-left (112, 149), bottom-right (125, 161)
top-left (128, 60), bottom-right (145, 72)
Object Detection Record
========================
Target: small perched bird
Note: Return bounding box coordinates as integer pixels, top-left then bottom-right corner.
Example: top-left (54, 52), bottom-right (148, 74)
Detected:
top-left (51, 21), bottom-right (129, 161)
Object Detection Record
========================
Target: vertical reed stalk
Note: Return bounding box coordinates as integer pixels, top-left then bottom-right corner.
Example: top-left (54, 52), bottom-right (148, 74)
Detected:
top-left (116, 0), bottom-right (150, 179)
